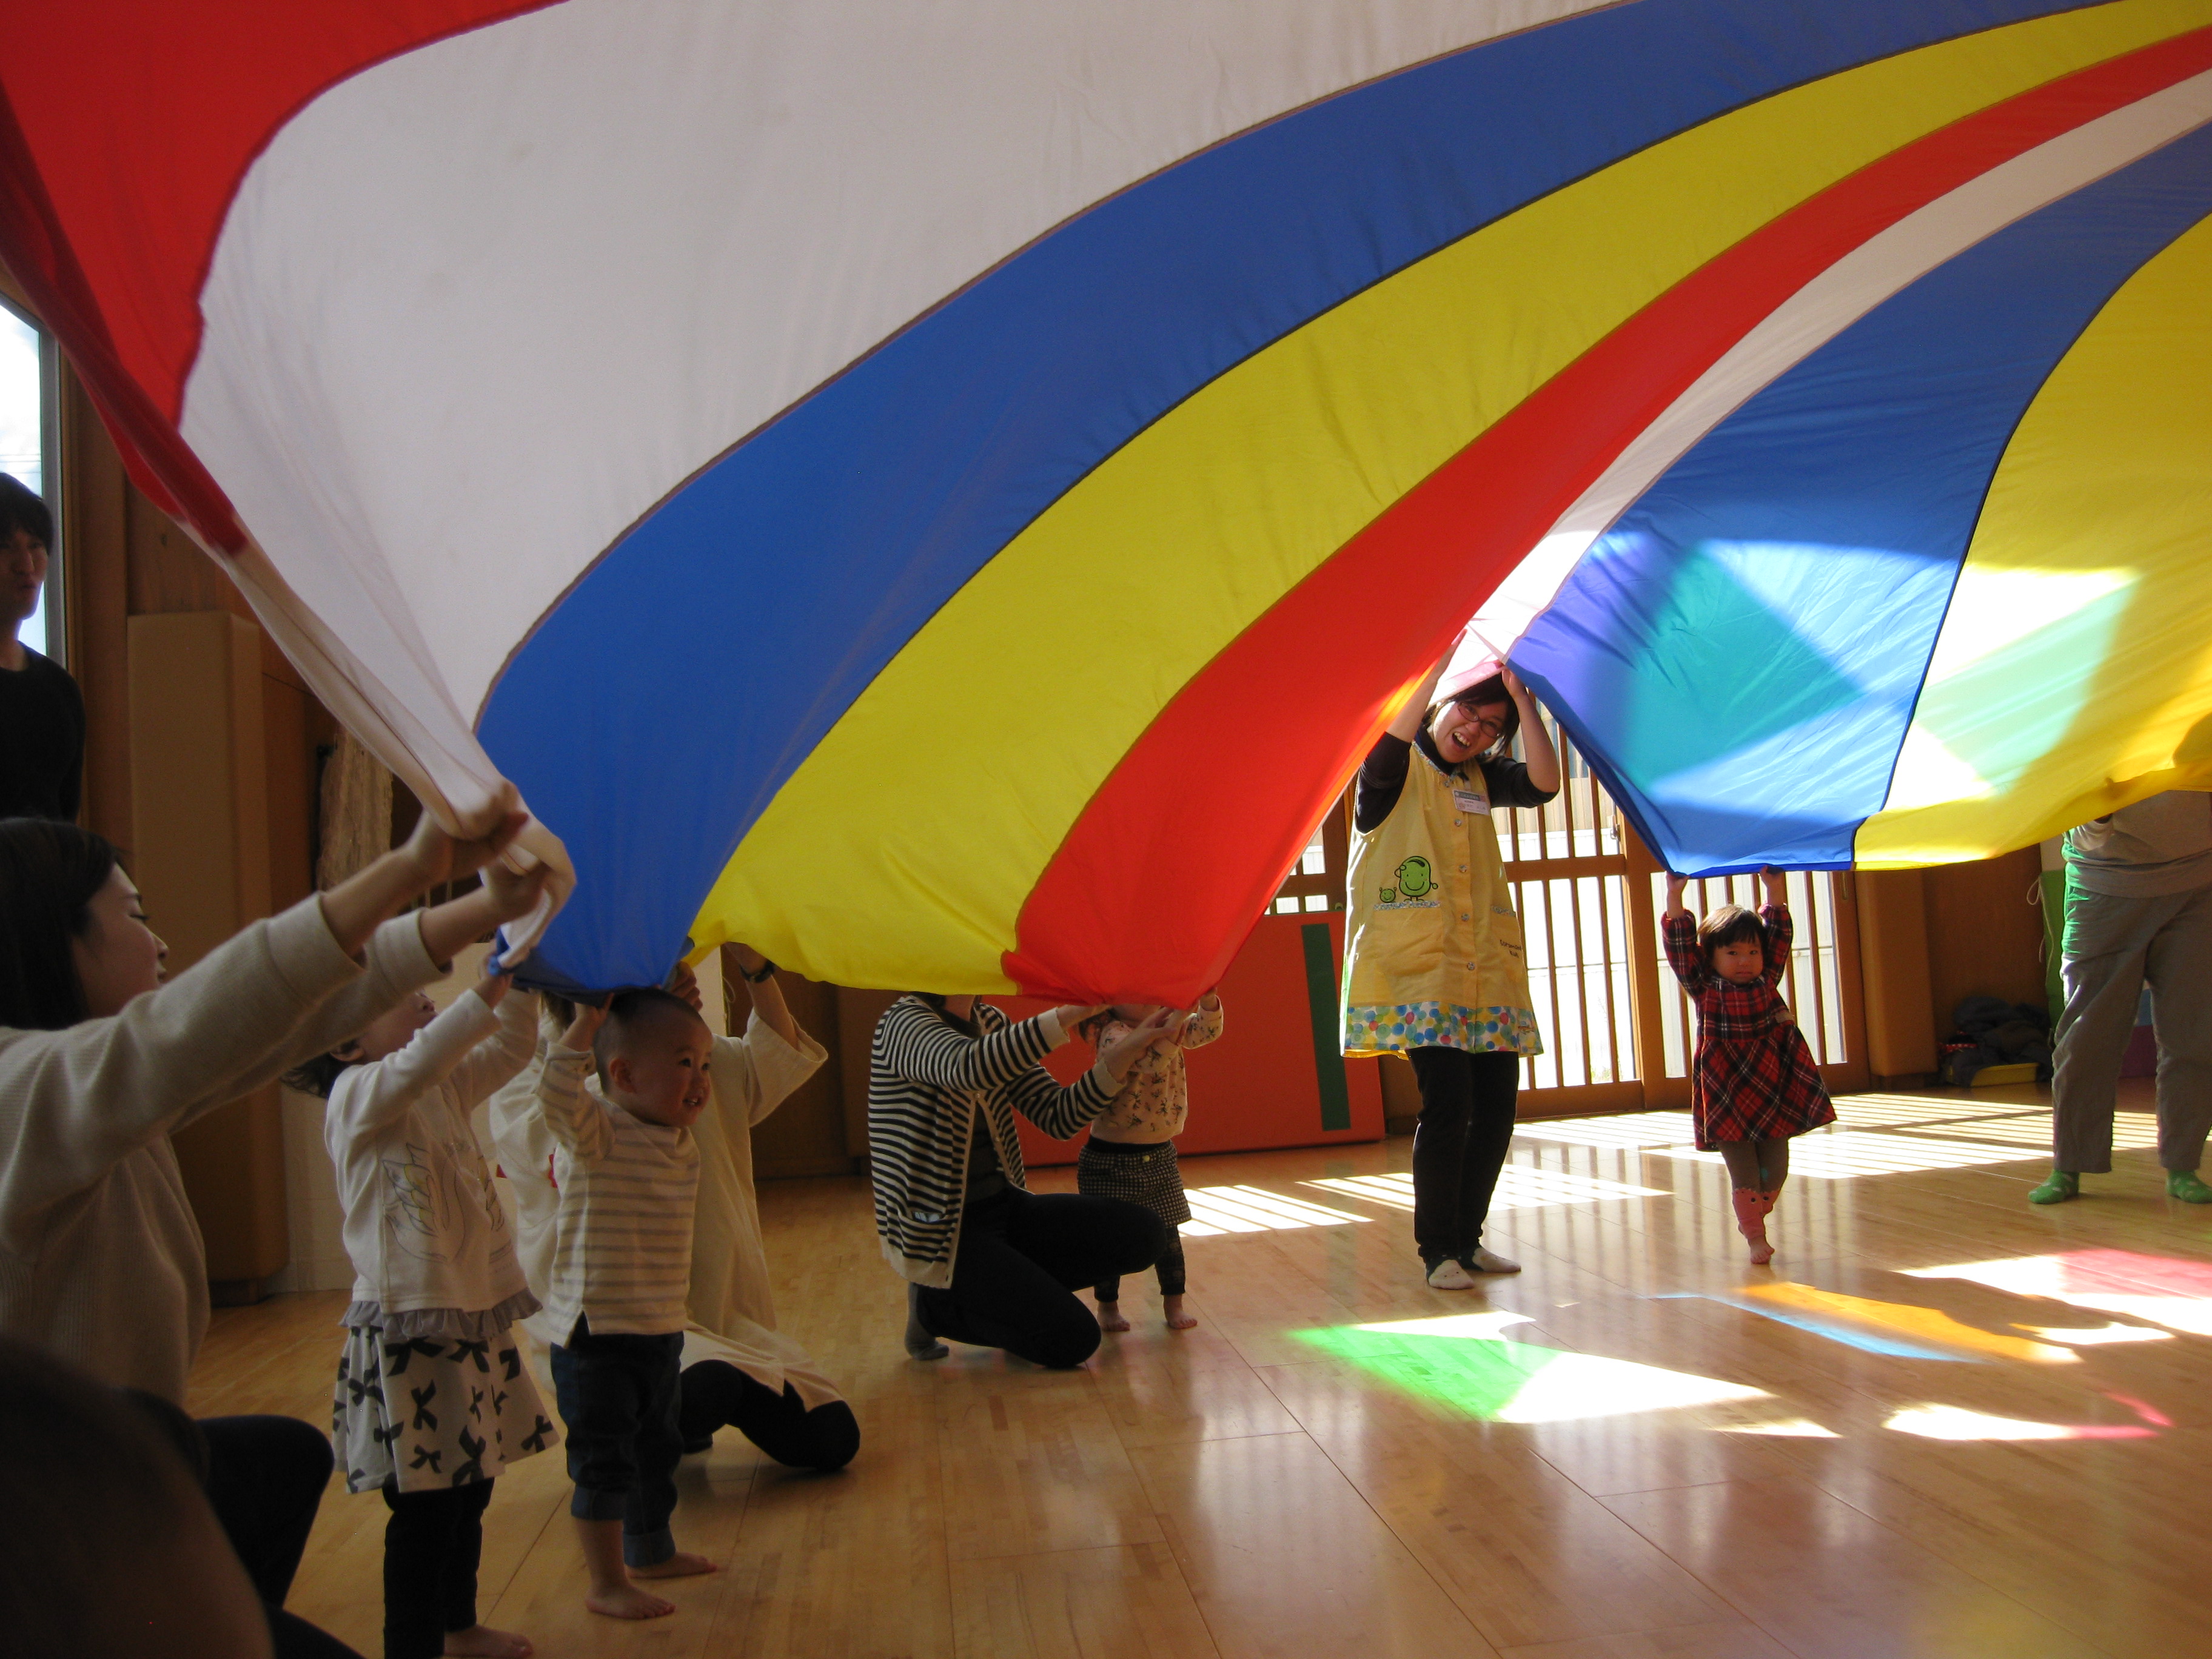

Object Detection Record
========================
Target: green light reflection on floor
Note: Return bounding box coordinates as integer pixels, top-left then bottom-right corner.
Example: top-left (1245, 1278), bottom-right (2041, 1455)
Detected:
top-left (1292, 1312), bottom-right (1767, 1423)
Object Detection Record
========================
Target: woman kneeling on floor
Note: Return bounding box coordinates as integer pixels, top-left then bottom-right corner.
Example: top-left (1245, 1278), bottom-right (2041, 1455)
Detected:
top-left (870, 993), bottom-right (1181, 1368)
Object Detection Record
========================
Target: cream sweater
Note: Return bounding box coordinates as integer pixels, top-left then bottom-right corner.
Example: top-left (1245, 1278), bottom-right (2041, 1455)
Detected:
top-left (0, 897), bottom-right (445, 1403)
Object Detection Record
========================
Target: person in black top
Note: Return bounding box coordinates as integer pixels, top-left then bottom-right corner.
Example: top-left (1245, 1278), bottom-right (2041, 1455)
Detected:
top-left (0, 473), bottom-right (82, 821)
top-left (1344, 654), bottom-right (1559, 1290)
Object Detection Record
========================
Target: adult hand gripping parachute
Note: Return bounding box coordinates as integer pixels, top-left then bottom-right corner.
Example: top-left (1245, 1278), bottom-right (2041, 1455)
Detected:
top-left (4, 1), bottom-right (2209, 1001)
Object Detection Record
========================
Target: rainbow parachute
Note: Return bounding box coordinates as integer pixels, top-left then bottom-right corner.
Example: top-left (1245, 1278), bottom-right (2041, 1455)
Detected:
top-left (4, 0), bottom-right (2210, 1002)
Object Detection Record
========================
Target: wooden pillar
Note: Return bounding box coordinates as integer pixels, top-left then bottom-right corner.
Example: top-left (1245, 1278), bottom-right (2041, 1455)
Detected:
top-left (1855, 868), bottom-right (1937, 1082)
top-left (129, 611), bottom-right (289, 1300)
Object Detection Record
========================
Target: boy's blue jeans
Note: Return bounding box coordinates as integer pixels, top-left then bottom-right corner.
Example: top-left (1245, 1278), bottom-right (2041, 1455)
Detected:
top-left (549, 1319), bottom-right (685, 1568)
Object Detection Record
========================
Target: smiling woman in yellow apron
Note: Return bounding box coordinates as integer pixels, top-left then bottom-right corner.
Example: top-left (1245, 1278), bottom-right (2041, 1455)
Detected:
top-left (1342, 657), bottom-right (1558, 1290)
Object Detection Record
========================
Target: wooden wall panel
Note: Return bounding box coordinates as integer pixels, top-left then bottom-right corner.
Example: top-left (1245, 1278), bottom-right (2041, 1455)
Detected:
top-left (1922, 847), bottom-right (2048, 1041)
top-left (128, 612), bottom-right (289, 1294)
top-left (1856, 868), bottom-right (1939, 1080)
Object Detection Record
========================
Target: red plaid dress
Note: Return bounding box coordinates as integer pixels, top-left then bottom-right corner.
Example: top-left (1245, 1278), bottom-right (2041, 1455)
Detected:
top-left (1663, 906), bottom-right (1835, 1148)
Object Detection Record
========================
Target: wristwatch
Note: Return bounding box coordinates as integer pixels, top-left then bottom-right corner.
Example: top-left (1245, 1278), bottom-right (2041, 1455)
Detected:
top-left (742, 957), bottom-right (778, 984)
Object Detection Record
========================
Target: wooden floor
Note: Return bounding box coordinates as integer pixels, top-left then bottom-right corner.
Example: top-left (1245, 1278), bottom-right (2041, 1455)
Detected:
top-left (193, 1078), bottom-right (2212, 1659)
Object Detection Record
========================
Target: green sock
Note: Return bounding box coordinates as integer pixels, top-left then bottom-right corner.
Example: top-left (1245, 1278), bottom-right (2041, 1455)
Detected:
top-left (2029, 1169), bottom-right (2080, 1205)
top-left (2167, 1170), bottom-right (2212, 1204)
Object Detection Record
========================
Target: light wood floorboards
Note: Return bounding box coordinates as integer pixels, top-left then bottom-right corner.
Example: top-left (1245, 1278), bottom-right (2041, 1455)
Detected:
top-left (193, 1080), bottom-right (2211, 1658)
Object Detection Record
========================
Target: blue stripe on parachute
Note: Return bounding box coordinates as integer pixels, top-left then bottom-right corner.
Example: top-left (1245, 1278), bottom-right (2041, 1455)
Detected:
top-left (478, 0), bottom-right (2111, 987)
top-left (1510, 120), bottom-right (2212, 876)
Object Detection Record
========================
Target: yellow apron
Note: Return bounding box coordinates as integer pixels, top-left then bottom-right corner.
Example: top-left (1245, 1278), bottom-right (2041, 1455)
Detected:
top-left (1341, 744), bottom-right (1540, 1059)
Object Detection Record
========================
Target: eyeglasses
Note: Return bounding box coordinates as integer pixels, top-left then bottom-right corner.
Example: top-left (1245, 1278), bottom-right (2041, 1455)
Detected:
top-left (1450, 699), bottom-right (1507, 742)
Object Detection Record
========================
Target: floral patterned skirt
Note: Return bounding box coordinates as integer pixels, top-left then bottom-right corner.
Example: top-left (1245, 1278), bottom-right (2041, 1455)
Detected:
top-left (1342, 1000), bottom-right (1543, 1058)
top-left (332, 1308), bottom-right (559, 1494)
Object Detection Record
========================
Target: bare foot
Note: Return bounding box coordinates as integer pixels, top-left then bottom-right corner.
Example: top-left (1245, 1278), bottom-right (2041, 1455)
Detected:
top-left (632, 1550), bottom-right (719, 1580)
top-left (1096, 1299), bottom-right (1130, 1333)
top-left (444, 1626), bottom-right (534, 1658)
top-left (585, 1584), bottom-right (674, 1621)
top-left (1162, 1296), bottom-right (1197, 1331)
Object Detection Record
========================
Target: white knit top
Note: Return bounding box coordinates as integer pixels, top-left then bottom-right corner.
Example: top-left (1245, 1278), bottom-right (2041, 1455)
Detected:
top-left (326, 988), bottom-right (538, 1319)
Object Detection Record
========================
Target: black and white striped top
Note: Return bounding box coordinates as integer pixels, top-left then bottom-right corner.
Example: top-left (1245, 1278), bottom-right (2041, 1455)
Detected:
top-left (868, 996), bottom-right (1115, 1287)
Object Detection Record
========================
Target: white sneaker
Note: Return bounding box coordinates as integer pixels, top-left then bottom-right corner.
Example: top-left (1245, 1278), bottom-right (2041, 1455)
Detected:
top-left (1426, 1258), bottom-right (1477, 1290)
top-left (1467, 1247), bottom-right (1521, 1275)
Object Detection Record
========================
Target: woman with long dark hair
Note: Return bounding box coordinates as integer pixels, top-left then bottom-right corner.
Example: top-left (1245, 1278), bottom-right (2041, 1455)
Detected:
top-left (1341, 657), bottom-right (1559, 1290)
top-left (0, 806), bottom-right (545, 1652)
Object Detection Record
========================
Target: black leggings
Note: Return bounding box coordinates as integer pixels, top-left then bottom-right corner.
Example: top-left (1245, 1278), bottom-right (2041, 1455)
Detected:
top-left (1095, 1235), bottom-right (1186, 1301)
top-left (381, 1480), bottom-right (492, 1659)
top-left (1407, 1047), bottom-right (1521, 1265)
top-left (678, 1360), bottom-right (860, 1470)
top-left (915, 1188), bottom-right (1168, 1368)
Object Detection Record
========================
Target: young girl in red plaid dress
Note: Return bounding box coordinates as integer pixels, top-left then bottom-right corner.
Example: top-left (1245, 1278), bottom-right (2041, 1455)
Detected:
top-left (1663, 868), bottom-right (1835, 1263)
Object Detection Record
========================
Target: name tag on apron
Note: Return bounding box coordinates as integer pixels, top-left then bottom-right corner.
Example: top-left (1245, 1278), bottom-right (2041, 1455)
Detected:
top-left (1452, 789), bottom-right (1491, 816)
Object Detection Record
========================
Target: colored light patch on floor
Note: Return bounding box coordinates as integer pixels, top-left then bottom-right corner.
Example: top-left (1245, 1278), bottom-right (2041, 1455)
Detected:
top-left (1179, 1185), bottom-right (1372, 1238)
top-left (1295, 1312), bottom-right (1766, 1423)
top-left (1741, 1282), bottom-right (2078, 1363)
top-left (1657, 1292), bottom-right (1965, 1361)
top-left (1885, 1404), bottom-right (2156, 1441)
top-left (1304, 1165), bottom-right (1666, 1215)
top-left (1908, 1249), bottom-right (2212, 1336)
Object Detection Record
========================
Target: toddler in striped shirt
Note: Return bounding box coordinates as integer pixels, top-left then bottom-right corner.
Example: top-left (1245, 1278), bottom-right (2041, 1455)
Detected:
top-left (537, 988), bottom-right (717, 1621)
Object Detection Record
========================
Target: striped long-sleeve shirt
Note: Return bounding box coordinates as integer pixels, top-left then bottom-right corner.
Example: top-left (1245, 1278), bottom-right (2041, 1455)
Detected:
top-left (534, 1043), bottom-right (699, 1339)
top-left (869, 997), bottom-right (1116, 1287)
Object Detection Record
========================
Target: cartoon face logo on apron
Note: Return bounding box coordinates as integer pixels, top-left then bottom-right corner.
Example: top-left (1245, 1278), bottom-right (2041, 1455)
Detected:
top-left (1381, 855), bottom-right (1436, 905)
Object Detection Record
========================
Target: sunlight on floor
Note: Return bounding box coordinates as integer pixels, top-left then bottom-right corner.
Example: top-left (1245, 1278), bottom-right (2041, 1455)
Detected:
top-left (2020, 1322), bottom-right (2174, 1346)
top-left (1907, 1250), bottom-right (2212, 1336)
top-left (1828, 1093), bottom-right (2045, 1128)
top-left (1716, 1417), bottom-right (1841, 1438)
top-left (1891, 1111), bottom-right (2159, 1151)
top-left (1654, 1131), bottom-right (2040, 1179)
top-left (1512, 1111), bottom-right (1699, 1149)
top-left (1884, 1404), bottom-right (2155, 1441)
top-left (1304, 1166), bottom-right (1666, 1215)
top-left (1296, 1310), bottom-right (1768, 1423)
top-left (1180, 1185), bottom-right (1372, 1237)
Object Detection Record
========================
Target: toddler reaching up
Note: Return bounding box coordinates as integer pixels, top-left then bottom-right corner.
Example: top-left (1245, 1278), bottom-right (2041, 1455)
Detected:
top-left (1078, 993), bottom-right (1224, 1332)
top-left (1662, 870), bottom-right (1835, 1264)
top-left (295, 969), bottom-right (555, 1659)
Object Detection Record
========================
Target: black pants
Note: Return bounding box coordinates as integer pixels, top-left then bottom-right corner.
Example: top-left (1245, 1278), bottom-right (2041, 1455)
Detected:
top-left (679, 1360), bottom-right (860, 1469)
top-left (549, 1321), bottom-right (684, 1569)
top-left (914, 1188), bottom-right (1168, 1369)
top-left (195, 1413), bottom-right (364, 1656)
top-left (381, 1480), bottom-right (492, 1659)
top-left (1096, 1236), bottom-right (1187, 1301)
top-left (1408, 1047), bottom-right (1521, 1265)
